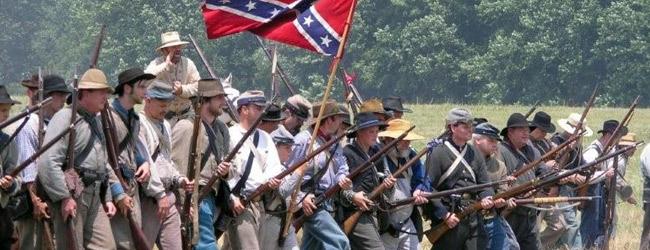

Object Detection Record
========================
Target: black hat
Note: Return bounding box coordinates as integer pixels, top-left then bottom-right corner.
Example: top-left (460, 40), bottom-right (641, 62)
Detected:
top-left (116, 68), bottom-right (155, 95)
top-left (42, 75), bottom-right (71, 96)
top-left (500, 113), bottom-right (532, 136)
top-left (598, 120), bottom-right (628, 136)
top-left (262, 103), bottom-right (287, 122)
top-left (473, 117), bottom-right (489, 128)
top-left (0, 85), bottom-right (21, 105)
top-left (382, 96), bottom-right (412, 113)
top-left (348, 112), bottom-right (387, 138)
top-left (530, 111), bottom-right (556, 133)
top-left (474, 123), bottom-right (502, 141)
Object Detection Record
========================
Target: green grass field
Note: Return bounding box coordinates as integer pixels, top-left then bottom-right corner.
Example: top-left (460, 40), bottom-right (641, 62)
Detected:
top-left (5, 91), bottom-right (646, 249)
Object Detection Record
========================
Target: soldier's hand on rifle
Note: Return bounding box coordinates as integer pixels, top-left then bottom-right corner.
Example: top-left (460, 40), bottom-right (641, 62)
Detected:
top-left (382, 175), bottom-right (396, 189)
top-left (605, 168), bottom-right (615, 178)
top-left (179, 177), bottom-right (195, 192)
top-left (494, 198), bottom-right (507, 208)
top-left (217, 161), bottom-right (231, 177)
top-left (302, 193), bottom-right (318, 216)
top-left (505, 175), bottom-right (517, 184)
top-left (0, 175), bottom-right (14, 190)
top-left (506, 198), bottom-right (517, 209)
top-left (116, 196), bottom-right (134, 216)
top-left (135, 162), bottom-right (151, 183)
top-left (338, 177), bottom-right (352, 190)
top-left (352, 191), bottom-right (373, 211)
top-left (157, 195), bottom-right (171, 220)
top-left (61, 197), bottom-right (77, 220)
top-left (104, 201), bottom-right (117, 218)
top-left (443, 212), bottom-right (460, 228)
top-left (173, 81), bottom-right (183, 96)
top-left (32, 197), bottom-right (50, 220)
top-left (480, 197), bottom-right (495, 209)
top-left (412, 189), bottom-right (429, 205)
top-left (231, 196), bottom-right (245, 216)
top-left (267, 178), bottom-right (282, 190)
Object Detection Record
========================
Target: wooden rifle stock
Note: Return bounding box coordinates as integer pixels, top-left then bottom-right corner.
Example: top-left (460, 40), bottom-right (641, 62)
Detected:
top-left (293, 126), bottom-right (415, 230)
top-left (0, 97), bottom-right (53, 130)
top-left (523, 101), bottom-right (540, 119)
top-left (342, 146), bottom-right (428, 234)
top-left (62, 76), bottom-right (79, 250)
top-left (387, 179), bottom-right (510, 210)
top-left (100, 106), bottom-right (151, 250)
top-left (424, 143), bottom-right (639, 244)
top-left (181, 99), bottom-right (203, 250)
top-left (514, 196), bottom-right (599, 205)
top-left (511, 135), bottom-right (579, 177)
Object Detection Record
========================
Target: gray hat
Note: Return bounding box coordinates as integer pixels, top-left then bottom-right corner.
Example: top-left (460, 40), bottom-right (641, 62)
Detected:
top-left (474, 123), bottom-right (502, 141)
top-left (146, 80), bottom-right (174, 100)
top-left (446, 108), bottom-right (473, 125)
top-left (271, 125), bottom-right (295, 145)
top-left (0, 85), bottom-right (20, 105)
top-left (236, 90), bottom-right (267, 109)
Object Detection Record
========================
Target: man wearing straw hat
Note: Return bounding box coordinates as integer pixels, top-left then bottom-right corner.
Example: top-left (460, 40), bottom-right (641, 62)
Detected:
top-left (145, 31), bottom-right (201, 126)
top-left (378, 118), bottom-right (429, 250)
top-left (425, 108), bottom-right (497, 250)
top-left (284, 100), bottom-right (351, 249)
top-left (0, 84), bottom-right (21, 250)
top-left (37, 68), bottom-right (117, 249)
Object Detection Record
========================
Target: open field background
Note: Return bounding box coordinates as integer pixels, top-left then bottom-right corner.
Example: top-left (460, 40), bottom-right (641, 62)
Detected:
top-left (5, 91), bottom-right (646, 249)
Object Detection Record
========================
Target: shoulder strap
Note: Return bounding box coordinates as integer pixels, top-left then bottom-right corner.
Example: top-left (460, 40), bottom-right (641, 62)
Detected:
top-left (200, 121), bottom-right (222, 169)
top-left (232, 131), bottom-right (259, 196)
top-left (437, 141), bottom-right (475, 188)
top-left (301, 143), bottom-right (338, 191)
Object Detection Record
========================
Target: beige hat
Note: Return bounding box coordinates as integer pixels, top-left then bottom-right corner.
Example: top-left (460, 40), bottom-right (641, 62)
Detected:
top-left (156, 31), bottom-right (189, 51)
top-left (379, 119), bottom-right (424, 141)
top-left (310, 100), bottom-right (347, 125)
top-left (557, 113), bottom-right (593, 137)
top-left (360, 99), bottom-right (390, 117)
top-left (618, 132), bottom-right (637, 146)
top-left (78, 68), bottom-right (114, 93)
top-left (197, 78), bottom-right (226, 98)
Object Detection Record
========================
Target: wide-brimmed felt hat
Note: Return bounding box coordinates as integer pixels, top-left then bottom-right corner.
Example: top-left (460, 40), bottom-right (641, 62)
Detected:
top-left (156, 31), bottom-right (189, 52)
top-left (310, 100), bottom-right (347, 125)
top-left (337, 103), bottom-right (352, 126)
top-left (500, 113), bottom-right (533, 136)
top-left (348, 112), bottom-right (387, 138)
top-left (446, 108), bottom-right (473, 125)
top-left (146, 80), bottom-right (174, 101)
top-left (42, 74), bottom-right (71, 96)
top-left (271, 125), bottom-right (294, 145)
top-left (474, 123), bottom-right (502, 141)
top-left (78, 68), bottom-right (114, 93)
top-left (382, 96), bottom-right (412, 113)
top-left (235, 90), bottom-right (267, 109)
top-left (0, 85), bottom-right (21, 105)
top-left (198, 78), bottom-right (226, 98)
top-left (360, 99), bottom-right (390, 118)
top-left (116, 68), bottom-right (155, 95)
top-left (20, 74), bottom-right (38, 88)
top-left (598, 120), bottom-right (628, 136)
top-left (557, 113), bottom-right (593, 137)
top-left (262, 103), bottom-right (287, 122)
top-left (531, 111), bottom-right (556, 133)
top-left (618, 132), bottom-right (637, 146)
top-left (378, 119), bottom-right (423, 141)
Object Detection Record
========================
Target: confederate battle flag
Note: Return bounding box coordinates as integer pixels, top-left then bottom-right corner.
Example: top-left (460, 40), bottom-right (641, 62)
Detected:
top-left (202, 0), bottom-right (355, 56)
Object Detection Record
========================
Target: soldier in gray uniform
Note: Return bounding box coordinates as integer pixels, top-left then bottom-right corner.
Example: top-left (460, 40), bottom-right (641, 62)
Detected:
top-left (0, 85), bottom-right (21, 250)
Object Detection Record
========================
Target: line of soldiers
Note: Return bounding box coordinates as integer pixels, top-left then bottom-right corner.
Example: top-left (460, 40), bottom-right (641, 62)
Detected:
top-left (0, 30), bottom-right (645, 250)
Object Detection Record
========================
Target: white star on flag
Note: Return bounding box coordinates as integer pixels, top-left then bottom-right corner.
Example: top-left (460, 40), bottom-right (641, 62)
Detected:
top-left (320, 35), bottom-right (332, 47)
top-left (245, 1), bottom-right (257, 11)
top-left (303, 15), bottom-right (314, 27)
top-left (270, 8), bottom-right (281, 17)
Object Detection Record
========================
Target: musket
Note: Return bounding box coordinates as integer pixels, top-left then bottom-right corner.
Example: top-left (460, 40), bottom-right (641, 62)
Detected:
top-left (242, 130), bottom-right (348, 205)
top-left (523, 101), bottom-right (540, 119)
top-left (100, 105), bottom-right (151, 250)
top-left (198, 99), bottom-right (276, 201)
top-left (510, 135), bottom-right (580, 178)
top-left (424, 142), bottom-right (641, 244)
top-left (387, 179), bottom-right (510, 210)
top-left (270, 46), bottom-right (280, 98)
top-left (181, 98), bottom-right (203, 250)
top-left (342, 146), bottom-right (429, 234)
top-left (38, 67), bottom-right (45, 147)
top-left (63, 74), bottom-right (79, 250)
top-left (89, 24), bottom-right (106, 69)
top-left (554, 85), bottom-right (598, 169)
top-left (292, 126), bottom-right (415, 230)
top-left (188, 34), bottom-right (240, 123)
top-left (514, 196), bottom-right (599, 205)
top-left (255, 36), bottom-right (297, 95)
top-left (0, 97), bottom-right (53, 130)
top-left (602, 154), bottom-right (618, 250)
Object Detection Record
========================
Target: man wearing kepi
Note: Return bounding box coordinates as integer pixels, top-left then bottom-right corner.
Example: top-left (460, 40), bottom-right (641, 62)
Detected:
top-left (281, 94), bottom-right (312, 135)
top-left (499, 113), bottom-right (549, 250)
top-left (107, 67), bottom-right (166, 249)
top-left (171, 78), bottom-right (228, 249)
top-left (425, 108), bottom-right (497, 250)
top-left (37, 68), bottom-right (117, 249)
top-left (145, 31), bottom-right (201, 126)
top-left (222, 90), bottom-right (283, 250)
top-left (378, 118), bottom-right (429, 250)
top-left (284, 100), bottom-right (352, 250)
top-left (13, 74), bottom-right (70, 250)
top-left (141, 80), bottom-right (194, 249)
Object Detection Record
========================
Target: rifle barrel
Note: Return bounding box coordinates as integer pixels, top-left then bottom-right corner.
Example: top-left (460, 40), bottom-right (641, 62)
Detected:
top-left (0, 97), bottom-right (53, 130)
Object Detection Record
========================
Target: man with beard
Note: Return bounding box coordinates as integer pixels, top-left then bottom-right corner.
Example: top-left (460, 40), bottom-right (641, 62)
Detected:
top-left (13, 74), bottom-right (70, 250)
top-left (281, 94), bottom-right (311, 135)
top-left (145, 31), bottom-right (201, 126)
top-left (378, 119), bottom-right (429, 250)
top-left (106, 68), bottom-right (170, 249)
top-left (171, 78), bottom-right (229, 249)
